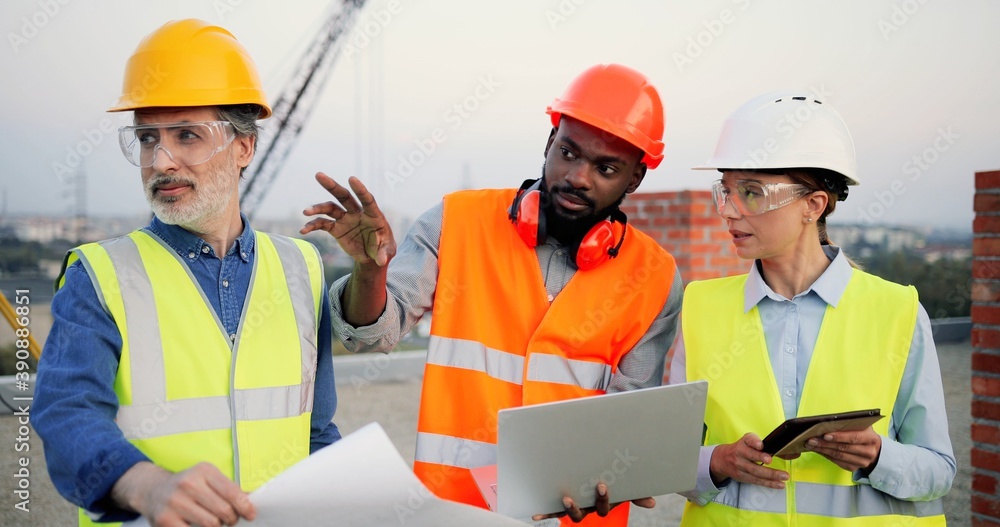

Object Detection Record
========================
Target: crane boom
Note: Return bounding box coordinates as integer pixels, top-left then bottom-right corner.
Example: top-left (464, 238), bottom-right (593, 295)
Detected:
top-left (240, 0), bottom-right (367, 218)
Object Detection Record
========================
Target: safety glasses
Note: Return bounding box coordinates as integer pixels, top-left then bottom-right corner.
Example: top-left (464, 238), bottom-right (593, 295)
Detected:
top-left (118, 120), bottom-right (235, 168)
top-left (711, 179), bottom-right (812, 216)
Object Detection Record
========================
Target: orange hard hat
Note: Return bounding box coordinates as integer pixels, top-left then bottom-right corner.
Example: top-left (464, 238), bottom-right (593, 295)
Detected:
top-left (546, 64), bottom-right (665, 169)
top-left (108, 19), bottom-right (272, 118)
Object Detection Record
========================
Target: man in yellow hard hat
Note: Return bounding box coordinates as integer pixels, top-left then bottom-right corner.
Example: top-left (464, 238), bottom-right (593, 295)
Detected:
top-left (302, 64), bottom-right (683, 526)
top-left (33, 19), bottom-right (340, 527)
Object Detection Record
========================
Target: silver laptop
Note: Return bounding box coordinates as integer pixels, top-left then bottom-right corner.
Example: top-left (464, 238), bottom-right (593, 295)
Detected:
top-left (472, 380), bottom-right (707, 520)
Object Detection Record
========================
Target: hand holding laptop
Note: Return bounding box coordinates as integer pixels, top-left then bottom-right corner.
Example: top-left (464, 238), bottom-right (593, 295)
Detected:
top-left (530, 483), bottom-right (656, 523)
top-left (477, 381), bottom-right (708, 522)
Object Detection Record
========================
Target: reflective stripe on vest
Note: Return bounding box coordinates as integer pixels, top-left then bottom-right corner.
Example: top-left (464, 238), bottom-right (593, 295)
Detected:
top-left (681, 270), bottom-right (945, 526)
top-left (117, 385), bottom-right (315, 440)
top-left (427, 336), bottom-right (525, 386)
top-left (93, 232), bottom-right (318, 438)
top-left (706, 481), bottom-right (945, 517)
top-left (416, 189), bottom-right (675, 527)
top-left (427, 335), bottom-right (613, 391)
top-left (526, 353), bottom-right (612, 392)
top-left (414, 431), bottom-right (498, 469)
top-left (63, 229), bottom-right (323, 527)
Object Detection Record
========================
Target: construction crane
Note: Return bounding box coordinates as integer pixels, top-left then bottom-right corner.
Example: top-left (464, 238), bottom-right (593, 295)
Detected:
top-left (0, 294), bottom-right (40, 361)
top-left (2, 2), bottom-right (369, 366)
top-left (240, 0), bottom-right (367, 218)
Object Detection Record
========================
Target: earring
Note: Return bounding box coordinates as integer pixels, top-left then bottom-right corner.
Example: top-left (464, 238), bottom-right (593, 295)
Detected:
top-left (804, 217), bottom-right (813, 223)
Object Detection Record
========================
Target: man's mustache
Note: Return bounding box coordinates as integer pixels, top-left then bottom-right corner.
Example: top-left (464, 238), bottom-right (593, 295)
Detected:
top-left (545, 185), bottom-right (595, 209)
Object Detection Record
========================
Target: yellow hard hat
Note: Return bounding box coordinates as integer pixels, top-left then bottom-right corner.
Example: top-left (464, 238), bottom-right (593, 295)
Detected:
top-left (108, 19), bottom-right (272, 119)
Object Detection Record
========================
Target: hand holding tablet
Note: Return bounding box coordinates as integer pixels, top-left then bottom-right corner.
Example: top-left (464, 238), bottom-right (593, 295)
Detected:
top-left (761, 409), bottom-right (885, 457)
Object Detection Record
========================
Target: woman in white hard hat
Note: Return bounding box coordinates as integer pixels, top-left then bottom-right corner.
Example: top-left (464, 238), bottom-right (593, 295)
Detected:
top-left (669, 92), bottom-right (954, 526)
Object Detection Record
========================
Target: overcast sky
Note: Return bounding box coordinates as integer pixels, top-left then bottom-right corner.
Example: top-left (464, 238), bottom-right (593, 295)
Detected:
top-left (1, 0), bottom-right (997, 231)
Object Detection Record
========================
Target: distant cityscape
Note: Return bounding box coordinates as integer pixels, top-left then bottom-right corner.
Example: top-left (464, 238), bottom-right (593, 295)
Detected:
top-left (0, 213), bottom-right (380, 280)
top-left (826, 224), bottom-right (972, 263)
top-left (0, 211), bottom-right (975, 343)
top-left (0, 213), bottom-right (971, 280)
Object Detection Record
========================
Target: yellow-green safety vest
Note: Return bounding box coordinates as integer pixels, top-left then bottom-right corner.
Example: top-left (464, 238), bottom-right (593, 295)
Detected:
top-left (681, 269), bottom-right (945, 526)
top-left (58, 229), bottom-right (323, 527)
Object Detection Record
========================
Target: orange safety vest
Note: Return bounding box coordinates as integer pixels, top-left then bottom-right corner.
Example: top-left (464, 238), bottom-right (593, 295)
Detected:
top-left (413, 189), bottom-right (676, 526)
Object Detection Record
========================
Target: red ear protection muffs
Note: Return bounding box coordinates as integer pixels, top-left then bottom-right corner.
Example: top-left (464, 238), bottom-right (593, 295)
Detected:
top-left (508, 179), bottom-right (627, 271)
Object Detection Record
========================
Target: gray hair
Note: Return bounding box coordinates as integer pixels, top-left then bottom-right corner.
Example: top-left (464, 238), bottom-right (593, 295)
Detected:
top-left (217, 103), bottom-right (263, 176)
top-left (218, 103), bottom-right (261, 141)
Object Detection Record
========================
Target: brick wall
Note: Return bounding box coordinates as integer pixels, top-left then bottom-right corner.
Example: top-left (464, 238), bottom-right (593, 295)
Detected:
top-left (623, 190), bottom-right (744, 281)
top-left (973, 169), bottom-right (1000, 525)
top-left (624, 190), bottom-right (745, 382)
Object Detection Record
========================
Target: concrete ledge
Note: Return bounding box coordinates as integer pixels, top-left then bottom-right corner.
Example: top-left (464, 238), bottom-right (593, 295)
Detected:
top-left (332, 350), bottom-right (427, 387)
top-left (0, 374), bottom-right (34, 415)
top-left (0, 351), bottom-right (431, 415)
top-left (2, 323), bottom-right (970, 415)
top-left (932, 317), bottom-right (971, 343)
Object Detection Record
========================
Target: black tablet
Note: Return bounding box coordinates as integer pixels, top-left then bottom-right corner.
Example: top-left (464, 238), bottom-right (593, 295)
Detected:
top-left (761, 409), bottom-right (884, 457)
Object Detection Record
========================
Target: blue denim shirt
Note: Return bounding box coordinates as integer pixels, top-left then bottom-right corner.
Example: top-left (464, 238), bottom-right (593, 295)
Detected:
top-left (33, 216), bottom-right (340, 522)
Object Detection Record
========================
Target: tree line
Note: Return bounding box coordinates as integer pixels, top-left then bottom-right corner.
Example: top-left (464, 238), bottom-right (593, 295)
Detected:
top-left (858, 249), bottom-right (971, 319)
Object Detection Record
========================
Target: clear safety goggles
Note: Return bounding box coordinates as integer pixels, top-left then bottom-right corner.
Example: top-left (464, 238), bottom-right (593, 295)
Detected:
top-left (711, 179), bottom-right (812, 216)
top-left (118, 120), bottom-right (235, 168)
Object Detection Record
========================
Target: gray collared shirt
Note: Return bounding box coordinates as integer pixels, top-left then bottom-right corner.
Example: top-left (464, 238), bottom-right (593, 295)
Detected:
top-left (671, 246), bottom-right (956, 505)
top-left (330, 201), bottom-right (684, 392)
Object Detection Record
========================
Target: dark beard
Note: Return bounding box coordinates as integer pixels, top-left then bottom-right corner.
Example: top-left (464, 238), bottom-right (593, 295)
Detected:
top-left (540, 165), bottom-right (625, 248)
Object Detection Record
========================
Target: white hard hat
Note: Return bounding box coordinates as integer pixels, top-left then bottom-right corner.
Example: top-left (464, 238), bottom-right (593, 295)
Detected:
top-left (694, 91), bottom-right (859, 186)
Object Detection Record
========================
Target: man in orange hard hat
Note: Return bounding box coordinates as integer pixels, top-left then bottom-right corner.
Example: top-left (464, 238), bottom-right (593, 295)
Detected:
top-left (303, 64), bottom-right (683, 526)
top-left (33, 19), bottom-right (341, 527)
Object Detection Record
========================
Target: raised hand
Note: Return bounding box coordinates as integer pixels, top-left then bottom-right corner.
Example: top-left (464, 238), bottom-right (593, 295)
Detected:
top-left (301, 173), bottom-right (396, 267)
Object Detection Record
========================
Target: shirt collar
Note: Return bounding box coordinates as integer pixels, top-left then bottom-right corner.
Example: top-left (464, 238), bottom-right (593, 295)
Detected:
top-left (743, 245), bottom-right (852, 312)
top-left (145, 214), bottom-right (255, 262)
